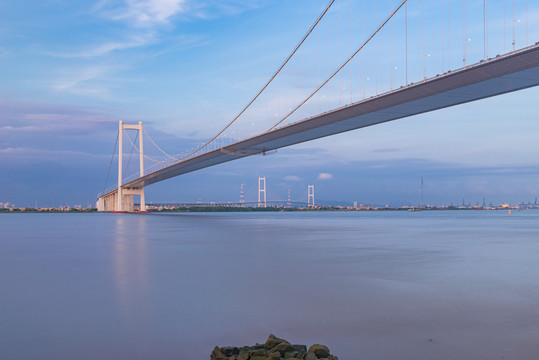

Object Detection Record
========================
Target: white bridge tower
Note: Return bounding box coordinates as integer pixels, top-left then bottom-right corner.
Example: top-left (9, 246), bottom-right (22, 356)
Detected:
top-left (97, 120), bottom-right (146, 212)
top-left (308, 185), bottom-right (315, 207)
top-left (258, 177), bottom-right (267, 208)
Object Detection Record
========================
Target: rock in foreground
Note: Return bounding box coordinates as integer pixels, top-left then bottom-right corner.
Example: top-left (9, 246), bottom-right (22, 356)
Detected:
top-left (211, 334), bottom-right (338, 360)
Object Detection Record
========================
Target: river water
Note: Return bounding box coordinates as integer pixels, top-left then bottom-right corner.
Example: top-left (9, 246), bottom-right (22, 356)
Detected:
top-left (1, 210), bottom-right (538, 359)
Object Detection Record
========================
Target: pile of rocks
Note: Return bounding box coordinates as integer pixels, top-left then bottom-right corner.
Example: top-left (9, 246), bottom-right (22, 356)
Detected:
top-left (211, 334), bottom-right (338, 360)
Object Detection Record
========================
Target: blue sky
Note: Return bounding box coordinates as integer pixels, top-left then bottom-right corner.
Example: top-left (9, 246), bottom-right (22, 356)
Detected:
top-left (1, 0), bottom-right (539, 207)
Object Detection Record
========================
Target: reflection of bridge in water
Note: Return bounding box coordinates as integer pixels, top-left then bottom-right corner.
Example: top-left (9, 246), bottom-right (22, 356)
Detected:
top-left (97, 0), bottom-right (539, 212)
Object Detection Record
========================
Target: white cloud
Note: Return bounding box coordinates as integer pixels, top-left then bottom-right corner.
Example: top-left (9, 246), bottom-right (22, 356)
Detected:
top-left (49, 64), bottom-right (135, 98)
top-left (0, 125), bottom-right (40, 133)
top-left (0, 47), bottom-right (7, 58)
top-left (39, 0), bottom-right (263, 105)
top-left (317, 172), bottom-right (333, 180)
top-left (0, 147), bottom-right (103, 162)
top-left (188, 0), bottom-right (267, 19)
top-left (0, 99), bottom-right (119, 135)
top-left (49, 33), bottom-right (157, 58)
top-left (52, 65), bottom-right (110, 92)
top-left (97, 0), bottom-right (265, 27)
top-left (103, 0), bottom-right (188, 27)
top-left (284, 175), bottom-right (301, 182)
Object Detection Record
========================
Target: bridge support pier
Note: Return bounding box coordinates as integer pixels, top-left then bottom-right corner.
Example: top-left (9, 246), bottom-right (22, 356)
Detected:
top-left (97, 191), bottom-right (119, 212)
top-left (122, 188), bottom-right (145, 212)
top-left (97, 188), bottom-right (145, 212)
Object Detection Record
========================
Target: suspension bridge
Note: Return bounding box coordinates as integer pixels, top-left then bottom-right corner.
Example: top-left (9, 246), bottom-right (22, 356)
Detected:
top-left (97, 0), bottom-right (539, 212)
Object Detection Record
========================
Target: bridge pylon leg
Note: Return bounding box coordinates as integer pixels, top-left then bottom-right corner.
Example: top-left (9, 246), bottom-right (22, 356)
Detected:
top-left (117, 120), bottom-right (124, 212)
top-left (140, 188), bottom-right (146, 212)
top-left (96, 197), bottom-right (105, 212)
top-left (138, 120), bottom-right (146, 212)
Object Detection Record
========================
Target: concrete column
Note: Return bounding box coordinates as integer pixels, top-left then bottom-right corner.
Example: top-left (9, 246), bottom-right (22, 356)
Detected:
top-left (96, 198), bottom-right (105, 212)
top-left (123, 194), bottom-right (134, 212)
top-left (140, 191), bottom-right (146, 212)
top-left (139, 121), bottom-right (146, 211)
top-left (139, 121), bottom-right (144, 177)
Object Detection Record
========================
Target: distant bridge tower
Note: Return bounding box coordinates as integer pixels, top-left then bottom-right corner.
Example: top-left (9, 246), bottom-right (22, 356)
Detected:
top-left (420, 177), bottom-right (424, 208)
top-left (258, 177), bottom-right (266, 208)
top-left (287, 189), bottom-right (292, 207)
top-left (240, 182), bottom-right (245, 207)
top-left (308, 185), bottom-right (315, 207)
top-left (97, 120), bottom-right (146, 212)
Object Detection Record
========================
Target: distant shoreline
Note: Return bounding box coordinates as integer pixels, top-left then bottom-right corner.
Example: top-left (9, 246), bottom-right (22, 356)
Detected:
top-left (2, 206), bottom-right (535, 213)
top-left (144, 206), bottom-right (531, 213)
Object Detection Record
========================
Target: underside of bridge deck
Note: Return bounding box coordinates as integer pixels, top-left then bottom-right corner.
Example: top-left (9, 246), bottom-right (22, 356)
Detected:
top-left (99, 44), bottom-right (539, 207)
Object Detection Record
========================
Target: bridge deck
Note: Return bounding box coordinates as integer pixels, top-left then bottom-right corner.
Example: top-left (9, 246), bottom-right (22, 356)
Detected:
top-left (103, 45), bottom-right (539, 197)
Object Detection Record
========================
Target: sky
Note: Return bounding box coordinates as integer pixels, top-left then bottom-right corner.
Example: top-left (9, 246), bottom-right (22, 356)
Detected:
top-left (1, 0), bottom-right (539, 208)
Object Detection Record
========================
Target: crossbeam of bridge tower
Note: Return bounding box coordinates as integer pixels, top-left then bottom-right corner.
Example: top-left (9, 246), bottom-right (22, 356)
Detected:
top-left (258, 177), bottom-right (266, 208)
top-left (308, 185), bottom-right (315, 207)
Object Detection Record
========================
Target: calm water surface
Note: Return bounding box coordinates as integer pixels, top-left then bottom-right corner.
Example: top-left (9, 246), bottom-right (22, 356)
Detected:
top-left (1, 211), bottom-right (538, 360)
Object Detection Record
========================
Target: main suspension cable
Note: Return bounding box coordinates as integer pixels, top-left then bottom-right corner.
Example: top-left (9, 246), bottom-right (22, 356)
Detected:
top-left (123, 129), bottom-right (178, 164)
top-left (267, 0), bottom-right (408, 132)
top-left (143, 127), bottom-right (178, 160)
top-left (174, 0), bottom-right (335, 162)
top-left (102, 130), bottom-right (119, 194)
